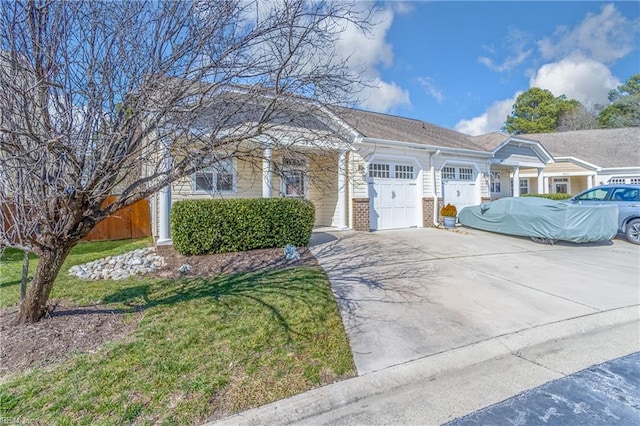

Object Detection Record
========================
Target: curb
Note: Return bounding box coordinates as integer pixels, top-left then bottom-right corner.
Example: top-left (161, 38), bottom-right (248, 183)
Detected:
top-left (210, 305), bottom-right (639, 425)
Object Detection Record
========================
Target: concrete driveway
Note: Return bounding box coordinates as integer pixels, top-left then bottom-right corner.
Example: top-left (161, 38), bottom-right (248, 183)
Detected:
top-left (310, 227), bottom-right (640, 375)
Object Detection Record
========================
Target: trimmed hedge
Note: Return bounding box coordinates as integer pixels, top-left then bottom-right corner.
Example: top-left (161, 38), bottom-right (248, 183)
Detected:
top-left (521, 193), bottom-right (573, 200)
top-left (171, 198), bottom-right (316, 255)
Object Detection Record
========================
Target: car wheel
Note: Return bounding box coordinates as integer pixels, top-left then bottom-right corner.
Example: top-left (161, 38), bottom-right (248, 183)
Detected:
top-left (530, 236), bottom-right (558, 245)
top-left (625, 219), bottom-right (640, 245)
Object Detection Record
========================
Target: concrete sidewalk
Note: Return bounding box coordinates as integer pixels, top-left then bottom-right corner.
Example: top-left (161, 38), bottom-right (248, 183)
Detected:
top-left (213, 308), bottom-right (639, 425)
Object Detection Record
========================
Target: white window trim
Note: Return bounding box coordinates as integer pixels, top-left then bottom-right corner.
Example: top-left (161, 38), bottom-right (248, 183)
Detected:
top-left (192, 157), bottom-right (237, 194)
top-left (519, 178), bottom-right (530, 195)
top-left (551, 177), bottom-right (571, 194)
top-left (368, 161), bottom-right (416, 180)
top-left (441, 165), bottom-right (476, 182)
top-left (281, 157), bottom-right (307, 198)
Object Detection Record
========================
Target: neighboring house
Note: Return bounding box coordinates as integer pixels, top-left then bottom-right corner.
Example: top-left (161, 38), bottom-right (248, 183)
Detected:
top-left (471, 128), bottom-right (640, 198)
top-left (470, 133), bottom-right (554, 200)
top-left (149, 97), bottom-right (638, 239)
top-left (517, 128), bottom-right (640, 195)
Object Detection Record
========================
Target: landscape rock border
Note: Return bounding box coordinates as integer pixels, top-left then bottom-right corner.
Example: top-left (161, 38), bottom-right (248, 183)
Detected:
top-left (68, 247), bottom-right (164, 281)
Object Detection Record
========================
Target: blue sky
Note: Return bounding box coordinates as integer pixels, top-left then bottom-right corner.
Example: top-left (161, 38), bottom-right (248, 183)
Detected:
top-left (346, 1), bottom-right (639, 135)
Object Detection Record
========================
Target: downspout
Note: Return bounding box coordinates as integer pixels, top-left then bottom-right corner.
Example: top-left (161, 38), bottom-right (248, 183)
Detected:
top-left (431, 150), bottom-right (441, 226)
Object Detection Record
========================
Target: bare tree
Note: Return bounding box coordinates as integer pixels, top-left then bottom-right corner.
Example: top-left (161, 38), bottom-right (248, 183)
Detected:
top-left (557, 104), bottom-right (598, 131)
top-left (0, 0), bottom-right (373, 323)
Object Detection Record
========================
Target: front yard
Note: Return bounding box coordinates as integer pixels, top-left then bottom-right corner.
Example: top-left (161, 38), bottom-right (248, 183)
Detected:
top-left (0, 239), bottom-right (355, 424)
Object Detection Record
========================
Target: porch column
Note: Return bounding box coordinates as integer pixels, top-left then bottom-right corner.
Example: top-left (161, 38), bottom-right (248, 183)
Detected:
top-left (262, 147), bottom-right (272, 198)
top-left (587, 174), bottom-right (594, 189)
top-left (512, 166), bottom-right (520, 197)
top-left (337, 150), bottom-right (348, 229)
top-left (543, 176), bottom-right (549, 194)
top-left (157, 142), bottom-right (172, 245)
top-left (537, 168), bottom-right (544, 194)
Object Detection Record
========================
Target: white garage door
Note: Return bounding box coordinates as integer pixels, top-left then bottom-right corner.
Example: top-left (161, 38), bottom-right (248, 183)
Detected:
top-left (442, 166), bottom-right (477, 211)
top-left (368, 162), bottom-right (419, 230)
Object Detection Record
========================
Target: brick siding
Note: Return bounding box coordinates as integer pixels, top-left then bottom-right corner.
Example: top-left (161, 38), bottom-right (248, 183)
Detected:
top-left (351, 198), bottom-right (370, 231)
top-left (422, 197), bottom-right (444, 227)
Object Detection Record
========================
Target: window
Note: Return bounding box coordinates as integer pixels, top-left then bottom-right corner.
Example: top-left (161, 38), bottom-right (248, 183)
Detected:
top-left (193, 157), bottom-right (235, 193)
top-left (395, 165), bottom-right (414, 179)
top-left (611, 188), bottom-right (639, 202)
top-left (519, 179), bottom-right (529, 195)
top-left (442, 167), bottom-right (456, 180)
top-left (490, 171), bottom-right (501, 193)
top-left (576, 188), bottom-right (609, 201)
top-left (283, 170), bottom-right (304, 196)
top-left (609, 177), bottom-right (626, 184)
top-left (443, 166), bottom-right (474, 181)
top-left (283, 158), bottom-right (305, 168)
top-left (553, 177), bottom-right (569, 194)
top-left (369, 163), bottom-right (390, 178)
top-left (459, 168), bottom-right (474, 181)
top-left (282, 157), bottom-right (306, 197)
top-left (630, 178), bottom-right (640, 185)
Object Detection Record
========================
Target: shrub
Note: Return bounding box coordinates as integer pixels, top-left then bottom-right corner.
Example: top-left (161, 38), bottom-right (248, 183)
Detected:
top-left (521, 193), bottom-right (573, 200)
top-left (171, 198), bottom-right (315, 255)
top-left (440, 203), bottom-right (457, 217)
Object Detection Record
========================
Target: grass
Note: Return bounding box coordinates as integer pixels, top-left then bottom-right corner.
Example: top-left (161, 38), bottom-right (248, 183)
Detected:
top-left (0, 239), bottom-right (355, 424)
top-left (0, 238), bottom-right (152, 307)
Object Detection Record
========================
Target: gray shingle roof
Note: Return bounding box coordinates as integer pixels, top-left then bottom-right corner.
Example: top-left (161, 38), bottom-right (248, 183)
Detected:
top-left (469, 132), bottom-right (510, 151)
top-left (470, 128), bottom-right (640, 168)
top-left (331, 107), bottom-right (487, 151)
top-left (521, 128), bottom-right (640, 168)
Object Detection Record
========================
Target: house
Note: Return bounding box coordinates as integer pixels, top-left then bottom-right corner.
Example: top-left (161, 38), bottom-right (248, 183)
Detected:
top-left (150, 102), bottom-right (554, 239)
top-left (470, 128), bottom-right (640, 198)
top-left (516, 128), bottom-right (640, 195)
top-left (148, 88), bottom-right (638, 240)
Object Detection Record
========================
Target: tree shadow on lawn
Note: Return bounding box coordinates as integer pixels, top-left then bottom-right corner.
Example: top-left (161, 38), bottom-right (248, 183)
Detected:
top-left (102, 268), bottom-right (329, 340)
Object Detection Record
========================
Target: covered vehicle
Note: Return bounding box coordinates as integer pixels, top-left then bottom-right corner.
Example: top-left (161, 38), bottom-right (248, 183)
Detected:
top-left (458, 197), bottom-right (618, 243)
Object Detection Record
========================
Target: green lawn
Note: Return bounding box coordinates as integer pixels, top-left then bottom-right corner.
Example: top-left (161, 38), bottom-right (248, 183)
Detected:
top-left (0, 240), bottom-right (355, 424)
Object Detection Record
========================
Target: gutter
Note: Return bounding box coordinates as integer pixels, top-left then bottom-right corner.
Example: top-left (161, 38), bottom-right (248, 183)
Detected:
top-left (355, 137), bottom-right (491, 158)
top-left (431, 150), bottom-right (442, 226)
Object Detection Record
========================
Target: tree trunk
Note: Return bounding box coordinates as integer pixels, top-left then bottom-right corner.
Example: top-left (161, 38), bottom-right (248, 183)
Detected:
top-left (16, 245), bottom-right (73, 324)
top-left (21, 250), bottom-right (29, 301)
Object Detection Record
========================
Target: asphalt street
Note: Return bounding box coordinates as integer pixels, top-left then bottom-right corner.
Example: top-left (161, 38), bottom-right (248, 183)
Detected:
top-left (448, 351), bottom-right (640, 426)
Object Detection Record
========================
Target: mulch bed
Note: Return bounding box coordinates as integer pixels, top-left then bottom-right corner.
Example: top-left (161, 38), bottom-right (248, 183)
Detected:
top-left (0, 304), bottom-right (141, 378)
top-left (155, 245), bottom-right (319, 278)
top-left (0, 246), bottom-right (319, 378)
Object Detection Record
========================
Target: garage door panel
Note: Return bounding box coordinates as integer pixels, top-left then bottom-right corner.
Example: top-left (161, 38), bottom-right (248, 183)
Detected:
top-left (369, 162), bottom-right (419, 231)
top-left (444, 181), bottom-right (476, 211)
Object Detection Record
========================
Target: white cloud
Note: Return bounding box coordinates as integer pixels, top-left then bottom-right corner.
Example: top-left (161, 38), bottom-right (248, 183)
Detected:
top-left (478, 28), bottom-right (533, 73)
top-left (417, 77), bottom-right (444, 103)
top-left (538, 3), bottom-right (638, 63)
top-left (335, 7), bottom-right (395, 69)
top-left (332, 6), bottom-right (411, 112)
top-left (460, 3), bottom-right (636, 134)
top-left (390, 1), bottom-right (415, 15)
top-left (359, 78), bottom-right (411, 113)
top-left (454, 95), bottom-right (519, 136)
top-left (530, 54), bottom-right (620, 106)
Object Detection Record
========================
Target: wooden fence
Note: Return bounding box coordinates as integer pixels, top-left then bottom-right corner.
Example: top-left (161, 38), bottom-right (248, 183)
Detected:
top-left (1, 197), bottom-right (152, 243)
top-left (83, 196), bottom-right (152, 241)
